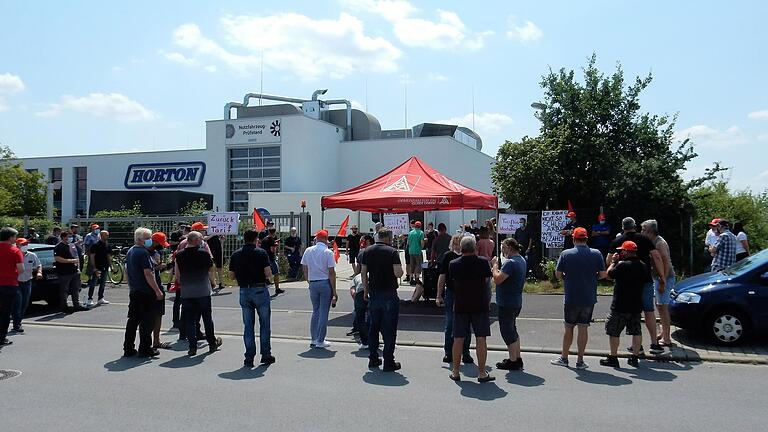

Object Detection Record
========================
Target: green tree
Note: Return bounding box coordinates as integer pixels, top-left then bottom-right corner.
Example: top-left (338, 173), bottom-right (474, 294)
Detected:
top-left (178, 198), bottom-right (211, 216)
top-left (492, 55), bottom-right (723, 272)
top-left (0, 144), bottom-right (47, 216)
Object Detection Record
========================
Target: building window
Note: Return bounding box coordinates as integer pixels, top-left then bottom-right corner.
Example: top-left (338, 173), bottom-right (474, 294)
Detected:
top-left (74, 167), bottom-right (87, 216)
top-left (228, 146), bottom-right (281, 212)
top-left (49, 168), bottom-right (62, 218)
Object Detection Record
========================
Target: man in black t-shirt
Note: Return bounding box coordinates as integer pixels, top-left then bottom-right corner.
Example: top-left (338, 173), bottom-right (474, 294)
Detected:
top-left (87, 230), bottom-right (112, 306)
top-left (608, 217), bottom-right (666, 355)
top-left (346, 225), bottom-right (362, 277)
top-left (206, 233), bottom-right (225, 292)
top-left (284, 227), bottom-right (302, 279)
top-left (560, 212), bottom-right (583, 250)
top-left (446, 236), bottom-right (494, 383)
top-left (435, 233), bottom-right (472, 364)
top-left (601, 241), bottom-right (647, 368)
top-left (229, 229), bottom-right (275, 367)
top-left (261, 228), bottom-right (284, 298)
top-left (53, 231), bottom-right (85, 313)
top-left (360, 229), bottom-right (404, 372)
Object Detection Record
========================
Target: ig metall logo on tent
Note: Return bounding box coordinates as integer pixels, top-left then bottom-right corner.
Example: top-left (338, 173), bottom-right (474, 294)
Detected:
top-left (382, 175), bottom-right (420, 193)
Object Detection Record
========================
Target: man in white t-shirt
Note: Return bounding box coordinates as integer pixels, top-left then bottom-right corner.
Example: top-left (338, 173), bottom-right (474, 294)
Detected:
top-left (704, 218), bottom-right (720, 268)
top-left (301, 230), bottom-right (337, 348)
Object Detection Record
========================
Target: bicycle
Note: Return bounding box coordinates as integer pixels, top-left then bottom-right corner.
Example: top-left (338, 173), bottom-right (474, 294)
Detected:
top-left (108, 246), bottom-right (128, 285)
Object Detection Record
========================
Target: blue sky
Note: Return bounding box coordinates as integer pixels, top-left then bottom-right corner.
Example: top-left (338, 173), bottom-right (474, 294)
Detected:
top-left (1, 1), bottom-right (767, 191)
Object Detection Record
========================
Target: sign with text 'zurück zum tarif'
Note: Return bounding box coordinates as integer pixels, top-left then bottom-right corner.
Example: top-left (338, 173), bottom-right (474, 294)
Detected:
top-left (207, 212), bottom-right (240, 235)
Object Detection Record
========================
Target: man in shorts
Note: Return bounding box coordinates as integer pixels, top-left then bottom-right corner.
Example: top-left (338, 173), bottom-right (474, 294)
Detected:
top-left (491, 238), bottom-right (527, 371)
top-left (446, 236), bottom-right (495, 382)
top-left (601, 241), bottom-right (646, 368)
top-left (552, 227), bottom-right (607, 369)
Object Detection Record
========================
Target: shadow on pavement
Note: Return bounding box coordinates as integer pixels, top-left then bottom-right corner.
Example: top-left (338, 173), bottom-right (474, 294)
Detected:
top-left (297, 348), bottom-right (337, 359)
top-left (504, 371), bottom-right (546, 387)
top-left (219, 365), bottom-right (269, 380)
top-left (573, 368), bottom-right (632, 386)
top-left (158, 351), bottom-right (212, 369)
top-left (454, 380), bottom-right (508, 401)
top-left (103, 357), bottom-right (151, 372)
top-left (362, 370), bottom-right (409, 387)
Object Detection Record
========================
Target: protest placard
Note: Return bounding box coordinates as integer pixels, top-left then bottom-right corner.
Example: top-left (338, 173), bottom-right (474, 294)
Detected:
top-left (540, 210), bottom-right (568, 248)
top-left (383, 213), bottom-right (410, 235)
top-left (207, 212), bottom-right (240, 235)
top-left (498, 213), bottom-right (527, 234)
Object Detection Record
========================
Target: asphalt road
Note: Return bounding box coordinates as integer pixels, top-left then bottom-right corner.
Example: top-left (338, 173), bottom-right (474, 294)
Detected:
top-left (1, 324), bottom-right (765, 432)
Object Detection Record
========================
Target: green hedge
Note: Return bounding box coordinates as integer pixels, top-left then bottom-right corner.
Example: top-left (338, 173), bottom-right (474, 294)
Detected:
top-left (0, 216), bottom-right (56, 237)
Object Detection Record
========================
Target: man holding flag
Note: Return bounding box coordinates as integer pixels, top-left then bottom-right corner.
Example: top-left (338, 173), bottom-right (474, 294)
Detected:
top-left (253, 209), bottom-right (284, 298)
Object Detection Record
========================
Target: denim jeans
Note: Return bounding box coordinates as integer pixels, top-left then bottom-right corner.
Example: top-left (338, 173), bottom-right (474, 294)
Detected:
top-left (444, 289), bottom-right (471, 357)
top-left (0, 285), bottom-right (17, 341)
top-left (240, 286), bottom-right (272, 360)
top-left (308, 280), bottom-right (332, 344)
top-left (353, 291), bottom-right (369, 345)
top-left (87, 270), bottom-right (108, 300)
top-left (368, 293), bottom-right (399, 363)
top-left (12, 280), bottom-right (32, 328)
top-left (183, 296), bottom-right (217, 351)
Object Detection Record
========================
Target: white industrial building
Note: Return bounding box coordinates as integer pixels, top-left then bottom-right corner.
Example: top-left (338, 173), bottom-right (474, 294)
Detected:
top-left (20, 89), bottom-right (497, 232)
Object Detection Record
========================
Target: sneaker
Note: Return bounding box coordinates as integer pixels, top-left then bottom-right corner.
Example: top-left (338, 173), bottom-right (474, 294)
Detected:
top-left (462, 354), bottom-right (475, 365)
top-left (244, 359), bottom-right (255, 368)
top-left (575, 360), bottom-right (589, 370)
top-left (310, 342), bottom-right (317, 348)
top-left (649, 344), bottom-right (664, 355)
top-left (123, 348), bottom-right (137, 357)
top-left (0, 339), bottom-right (12, 346)
top-left (368, 357), bottom-right (382, 368)
top-left (260, 355), bottom-right (276, 365)
top-left (316, 340), bottom-right (331, 348)
top-left (627, 345), bottom-right (645, 354)
top-left (383, 361), bottom-right (402, 372)
top-left (600, 356), bottom-right (620, 367)
top-left (138, 348), bottom-right (160, 358)
top-left (188, 348), bottom-right (197, 356)
top-left (442, 355), bottom-right (452, 364)
top-left (12, 326), bottom-right (24, 333)
top-left (496, 358), bottom-right (514, 370)
top-left (274, 288), bottom-right (286, 296)
top-left (359, 344), bottom-right (369, 350)
top-left (209, 337), bottom-right (223, 353)
top-left (97, 298), bottom-right (109, 305)
top-left (510, 358), bottom-right (524, 371)
top-left (86, 299), bottom-right (95, 307)
top-left (550, 356), bottom-right (569, 367)
top-left (628, 355), bottom-right (640, 367)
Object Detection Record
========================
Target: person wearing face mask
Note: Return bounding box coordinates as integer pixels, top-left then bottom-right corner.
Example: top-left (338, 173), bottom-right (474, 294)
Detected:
top-left (590, 214), bottom-right (612, 258)
top-left (12, 238), bottom-right (42, 334)
top-left (122, 228), bottom-right (164, 358)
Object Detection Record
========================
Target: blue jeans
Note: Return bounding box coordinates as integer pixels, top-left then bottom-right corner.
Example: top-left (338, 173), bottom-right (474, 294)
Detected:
top-left (368, 294), bottom-right (399, 363)
top-left (88, 270), bottom-right (108, 300)
top-left (353, 292), bottom-right (369, 345)
top-left (240, 286), bottom-right (272, 360)
top-left (308, 280), bottom-right (332, 344)
top-left (12, 281), bottom-right (32, 328)
top-left (444, 289), bottom-right (471, 357)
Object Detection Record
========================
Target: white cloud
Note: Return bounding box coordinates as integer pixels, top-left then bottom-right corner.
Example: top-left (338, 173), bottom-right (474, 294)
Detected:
top-left (506, 17), bottom-right (543, 42)
top-left (0, 73), bottom-right (25, 94)
top-left (748, 110), bottom-right (768, 120)
top-left (435, 112), bottom-right (514, 135)
top-left (428, 73), bottom-right (448, 81)
top-left (349, 1), bottom-right (491, 50)
top-left (0, 101), bottom-right (8, 112)
top-left (674, 124), bottom-right (747, 148)
top-left (111, 66), bottom-right (124, 72)
top-left (163, 51), bottom-right (198, 66)
top-left (169, 14), bottom-right (401, 80)
top-left (37, 93), bottom-right (158, 122)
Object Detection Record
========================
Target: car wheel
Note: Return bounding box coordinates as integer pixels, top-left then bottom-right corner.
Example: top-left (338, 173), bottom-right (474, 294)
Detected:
top-left (707, 309), bottom-right (750, 345)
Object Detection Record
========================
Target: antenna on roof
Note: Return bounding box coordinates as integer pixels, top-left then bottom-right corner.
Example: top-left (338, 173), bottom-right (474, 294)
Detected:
top-left (472, 85), bottom-right (475, 131)
top-left (259, 50), bottom-right (264, 106)
top-left (404, 73), bottom-right (408, 131)
top-left (365, 78), bottom-right (368, 112)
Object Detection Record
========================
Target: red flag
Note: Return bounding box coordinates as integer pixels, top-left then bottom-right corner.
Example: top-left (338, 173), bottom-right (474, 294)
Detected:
top-left (253, 208), bottom-right (266, 231)
top-left (567, 200), bottom-right (574, 213)
top-left (333, 215), bottom-right (350, 263)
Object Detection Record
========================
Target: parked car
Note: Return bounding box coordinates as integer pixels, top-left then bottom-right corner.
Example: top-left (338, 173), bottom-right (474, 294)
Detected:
top-left (670, 249), bottom-right (768, 345)
top-left (28, 244), bottom-right (61, 306)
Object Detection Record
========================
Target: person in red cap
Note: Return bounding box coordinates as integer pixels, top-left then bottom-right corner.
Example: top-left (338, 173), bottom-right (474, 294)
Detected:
top-left (703, 218), bottom-right (721, 269)
top-left (301, 229), bottom-right (338, 348)
top-left (590, 214), bottom-right (612, 258)
top-left (601, 240), bottom-right (647, 367)
top-left (12, 237), bottom-right (42, 334)
top-left (552, 227), bottom-right (607, 369)
top-left (0, 228), bottom-right (25, 345)
top-left (407, 221), bottom-right (426, 285)
top-left (149, 232), bottom-right (172, 350)
top-left (560, 211), bottom-right (583, 250)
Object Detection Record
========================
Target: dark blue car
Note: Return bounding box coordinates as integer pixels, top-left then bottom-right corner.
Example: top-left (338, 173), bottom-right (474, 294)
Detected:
top-left (670, 249), bottom-right (768, 345)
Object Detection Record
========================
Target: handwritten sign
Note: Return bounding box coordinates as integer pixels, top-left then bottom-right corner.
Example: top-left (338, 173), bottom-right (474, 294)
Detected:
top-left (498, 213), bottom-right (527, 234)
top-left (207, 212), bottom-right (240, 235)
top-left (541, 210), bottom-right (568, 248)
top-left (383, 213), bottom-right (410, 235)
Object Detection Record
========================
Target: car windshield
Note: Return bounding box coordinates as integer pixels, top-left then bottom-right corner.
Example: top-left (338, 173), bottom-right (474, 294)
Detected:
top-left (722, 249), bottom-right (768, 275)
top-left (30, 248), bottom-right (55, 267)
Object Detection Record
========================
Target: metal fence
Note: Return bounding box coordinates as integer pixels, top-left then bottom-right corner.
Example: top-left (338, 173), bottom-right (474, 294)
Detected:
top-left (68, 212), bottom-right (311, 264)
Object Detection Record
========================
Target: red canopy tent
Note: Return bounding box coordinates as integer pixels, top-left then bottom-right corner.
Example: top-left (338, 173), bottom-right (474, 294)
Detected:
top-left (321, 156), bottom-right (497, 213)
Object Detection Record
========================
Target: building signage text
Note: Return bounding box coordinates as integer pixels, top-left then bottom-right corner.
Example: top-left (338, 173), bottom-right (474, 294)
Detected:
top-left (124, 162), bottom-right (206, 189)
top-left (225, 118), bottom-right (282, 145)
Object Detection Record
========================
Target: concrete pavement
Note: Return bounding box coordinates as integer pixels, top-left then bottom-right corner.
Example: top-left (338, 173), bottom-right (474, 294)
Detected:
top-left (1, 324), bottom-right (766, 432)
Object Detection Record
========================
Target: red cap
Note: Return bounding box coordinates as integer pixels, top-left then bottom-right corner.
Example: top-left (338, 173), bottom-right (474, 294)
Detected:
top-left (191, 222), bottom-right (207, 231)
top-left (91, 224), bottom-right (100, 230)
top-left (708, 218), bottom-right (721, 226)
top-left (617, 240), bottom-right (638, 251)
top-left (567, 211), bottom-right (576, 218)
top-left (414, 221), bottom-right (422, 228)
top-left (598, 213), bottom-right (606, 221)
top-left (315, 229), bottom-right (329, 239)
top-left (151, 232), bottom-right (171, 248)
top-left (15, 238), bottom-right (29, 246)
top-left (573, 227), bottom-right (588, 239)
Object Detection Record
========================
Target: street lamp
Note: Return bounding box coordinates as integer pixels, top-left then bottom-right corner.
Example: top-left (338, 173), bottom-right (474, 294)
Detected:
top-left (531, 102), bottom-right (546, 110)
